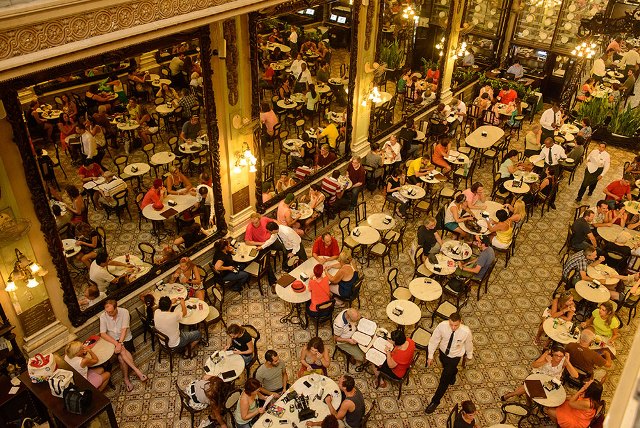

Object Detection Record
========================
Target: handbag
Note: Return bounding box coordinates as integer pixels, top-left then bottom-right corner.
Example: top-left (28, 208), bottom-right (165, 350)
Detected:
top-left (63, 385), bottom-right (93, 415)
top-left (28, 353), bottom-right (57, 383)
top-left (48, 368), bottom-right (74, 398)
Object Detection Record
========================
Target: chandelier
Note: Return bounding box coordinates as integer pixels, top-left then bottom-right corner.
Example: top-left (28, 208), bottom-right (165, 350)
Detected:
top-left (5, 249), bottom-right (46, 292)
top-left (435, 37), bottom-right (445, 57)
top-left (402, 4), bottom-right (419, 22)
top-left (232, 142), bottom-right (257, 174)
top-left (571, 41), bottom-right (597, 59)
top-left (362, 86), bottom-right (382, 107)
top-left (452, 41), bottom-right (470, 59)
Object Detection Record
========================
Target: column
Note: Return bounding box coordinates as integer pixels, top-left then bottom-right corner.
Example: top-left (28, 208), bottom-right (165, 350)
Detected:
top-left (438, 0), bottom-right (467, 103)
top-left (498, 0), bottom-right (521, 65)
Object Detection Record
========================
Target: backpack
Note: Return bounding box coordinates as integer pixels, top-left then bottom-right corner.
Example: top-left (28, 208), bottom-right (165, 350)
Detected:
top-left (63, 385), bottom-right (93, 415)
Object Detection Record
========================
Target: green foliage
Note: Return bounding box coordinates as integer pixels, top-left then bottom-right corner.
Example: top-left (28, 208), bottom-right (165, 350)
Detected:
top-left (478, 74), bottom-right (534, 100)
top-left (575, 97), bottom-right (610, 128)
top-left (379, 40), bottom-right (403, 70)
top-left (261, 18), bottom-right (283, 32)
top-left (453, 68), bottom-right (479, 86)
top-left (576, 97), bottom-right (640, 137)
top-left (421, 57), bottom-right (438, 75)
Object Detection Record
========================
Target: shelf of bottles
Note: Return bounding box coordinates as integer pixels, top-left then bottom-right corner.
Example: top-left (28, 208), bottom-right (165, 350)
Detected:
top-left (465, 0), bottom-right (504, 37)
top-left (513, 0), bottom-right (607, 51)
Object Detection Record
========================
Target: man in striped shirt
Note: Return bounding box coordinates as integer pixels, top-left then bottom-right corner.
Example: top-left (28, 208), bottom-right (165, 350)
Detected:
top-left (321, 170), bottom-right (350, 216)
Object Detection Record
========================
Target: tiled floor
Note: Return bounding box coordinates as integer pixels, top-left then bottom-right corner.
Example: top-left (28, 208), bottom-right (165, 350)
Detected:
top-left (96, 105), bottom-right (640, 428)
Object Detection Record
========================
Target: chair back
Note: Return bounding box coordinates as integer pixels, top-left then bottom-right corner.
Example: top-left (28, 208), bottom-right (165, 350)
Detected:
top-left (355, 201), bottom-right (367, 225)
top-left (243, 324), bottom-right (260, 360)
top-left (339, 216), bottom-right (351, 240)
top-left (446, 403), bottom-right (459, 428)
top-left (574, 204), bottom-right (590, 220)
top-left (414, 247), bottom-right (424, 270)
top-left (175, 381), bottom-right (194, 409)
top-left (114, 155), bottom-right (128, 175)
top-left (362, 400), bottom-right (377, 428)
top-left (588, 402), bottom-right (605, 428)
top-left (153, 327), bottom-right (172, 350)
top-left (264, 162), bottom-right (275, 184)
top-left (308, 299), bottom-right (336, 319)
top-left (96, 226), bottom-right (107, 249)
top-left (138, 242), bottom-right (156, 264)
top-left (224, 388), bottom-right (242, 414)
top-left (402, 353), bottom-right (420, 381)
top-left (387, 268), bottom-right (399, 294)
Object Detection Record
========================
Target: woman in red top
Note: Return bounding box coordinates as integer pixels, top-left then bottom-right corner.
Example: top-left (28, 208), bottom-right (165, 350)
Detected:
top-left (545, 380), bottom-right (602, 428)
top-left (308, 264), bottom-right (331, 313)
top-left (374, 329), bottom-right (416, 387)
top-left (432, 138), bottom-right (452, 174)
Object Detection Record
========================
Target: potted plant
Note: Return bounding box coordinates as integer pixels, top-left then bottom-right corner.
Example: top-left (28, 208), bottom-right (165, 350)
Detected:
top-left (578, 98), bottom-right (640, 147)
top-left (379, 40), bottom-right (404, 80)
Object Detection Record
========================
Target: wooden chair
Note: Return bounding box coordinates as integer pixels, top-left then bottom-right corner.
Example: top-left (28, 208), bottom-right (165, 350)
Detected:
top-left (355, 201), bottom-right (367, 225)
top-left (362, 400), bottom-right (378, 428)
top-left (412, 246), bottom-right (432, 279)
top-left (305, 299), bottom-right (336, 336)
top-left (176, 381), bottom-right (208, 428)
top-left (375, 353), bottom-right (419, 399)
top-left (154, 327), bottom-right (184, 371)
top-left (558, 223), bottom-right (577, 256)
top-left (430, 278), bottom-right (471, 327)
top-left (410, 326), bottom-right (432, 367)
top-left (493, 222), bottom-right (522, 268)
top-left (367, 237), bottom-right (392, 271)
top-left (446, 403), bottom-right (458, 428)
top-left (388, 267), bottom-right (411, 300)
top-left (134, 307), bottom-right (155, 351)
top-left (102, 189), bottom-right (132, 223)
top-left (224, 388), bottom-right (242, 427)
top-left (619, 292), bottom-right (640, 324)
top-left (499, 402), bottom-right (530, 427)
top-left (385, 224), bottom-right (407, 257)
top-left (338, 215), bottom-right (360, 253)
top-left (138, 242), bottom-right (156, 264)
top-left (470, 259), bottom-right (497, 300)
top-left (243, 252), bottom-right (269, 296)
top-left (242, 325), bottom-right (261, 377)
top-left (96, 226), bottom-right (107, 250)
top-left (203, 285), bottom-right (226, 345)
top-left (341, 274), bottom-right (364, 309)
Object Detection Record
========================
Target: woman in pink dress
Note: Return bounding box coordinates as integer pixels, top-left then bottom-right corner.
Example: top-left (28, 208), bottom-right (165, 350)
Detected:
top-left (545, 380), bottom-right (602, 428)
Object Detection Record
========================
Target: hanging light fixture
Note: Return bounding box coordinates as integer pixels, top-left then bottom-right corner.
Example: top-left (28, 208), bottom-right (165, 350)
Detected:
top-left (435, 36), bottom-right (446, 57)
top-left (362, 86), bottom-right (383, 107)
top-left (402, 4), bottom-right (419, 22)
top-left (3, 248), bottom-right (46, 292)
top-left (571, 41), bottom-right (597, 59)
top-left (452, 41), bottom-right (470, 59)
top-left (232, 142), bottom-right (257, 174)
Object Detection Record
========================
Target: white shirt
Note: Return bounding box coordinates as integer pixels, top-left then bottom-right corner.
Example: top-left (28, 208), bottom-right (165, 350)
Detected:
top-left (263, 224), bottom-right (302, 253)
top-left (89, 261), bottom-right (115, 292)
top-left (333, 309), bottom-right (356, 339)
top-left (64, 355), bottom-right (88, 379)
top-left (383, 140), bottom-right (402, 162)
top-left (462, 52), bottom-right (474, 66)
top-left (453, 101), bottom-right (467, 123)
top-left (290, 59), bottom-right (306, 78)
top-left (591, 59), bottom-right (606, 77)
top-left (96, 177), bottom-right (127, 198)
top-left (540, 144), bottom-right (566, 166)
top-left (99, 307), bottom-right (132, 342)
top-left (196, 184), bottom-right (214, 224)
top-left (154, 309), bottom-right (182, 348)
top-left (585, 148), bottom-right (611, 175)
top-left (297, 68), bottom-right (313, 84)
top-left (620, 49), bottom-right (640, 67)
top-left (289, 31), bottom-right (298, 44)
top-left (81, 131), bottom-right (98, 158)
top-left (428, 321), bottom-right (474, 360)
top-left (539, 108), bottom-right (562, 131)
top-left (507, 64), bottom-right (524, 79)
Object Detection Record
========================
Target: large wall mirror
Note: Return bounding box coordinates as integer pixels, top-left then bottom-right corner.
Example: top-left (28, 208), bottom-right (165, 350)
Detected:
top-left (369, 0), bottom-right (443, 140)
top-left (0, 27), bottom-right (226, 326)
top-left (250, 0), bottom-right (359, 212)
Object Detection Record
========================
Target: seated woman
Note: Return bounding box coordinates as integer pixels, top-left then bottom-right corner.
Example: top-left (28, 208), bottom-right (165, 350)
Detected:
top-left (325, 250), bottom-right (359, 303)
top-left (233, 378), bottom-right (267, 428)
top-left (57, 113), bottom-right (76, 152)
top-left (386, 167), bottom-right (409, 219)
top-left (302, 184), bottom-right (325, 230)
top-left (185, 377), bottom-right (226, 428)
top-left (473, 92), bottom-right (491, 114)
top-left (75, 222), bottom-right (103, 267)
top-left (174, 223), bottom-right (208, 249)
top-left (444, 193), bottom-right (474, 237)
top-left (525, 166), bottom-right (557, 207)
top-left (580, 301), bottom-right (620, 345)
top-left (65, 185), bottom-right (86, 224)
top-left (524, 124), bottom-right (543, 158)
top-left (498, 150), bottom-right (521, 180)
top-left (165, 165), bottom-right (193, 195)
top-left (225, 324), bottom-right (255, 366)
top-left (298, 337), bottom-right (331, 377)
top-left (171, 256), bottom-right (204, 300)
top-left (262, 182), bottom-right (275, 204)
top-left (305, 84), bottom-right (320, 119)
top-left (276, 171), bottom-right (296, 194)
top-left (487, 209), bottom-right (518, 250)
top-left (156, 83), bottom-right (179, 105)
top-left (545, 380), bottom-right (603, 428)
top-left (534, 291), bottom-right (576, 345)
top-left (501, 345), bottom-right (578, 401)
top-left (462, 182), bottom-right (487, 210)
top-left (308, 264), bottom-right (332, 313)
top-left (64, 341), bottom-right (111, 391)
top-left (372, 329), bottom-right (416, 388)
top-left (396, 69), bottom-right (411, 97)
top-left (432, 138), bottom-right (452, 174)
top-left (212, 239), bottom-right (250, 292)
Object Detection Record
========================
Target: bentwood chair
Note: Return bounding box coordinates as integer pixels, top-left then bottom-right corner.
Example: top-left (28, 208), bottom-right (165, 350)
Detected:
top-left (176, 381), bottom-right (208, 428)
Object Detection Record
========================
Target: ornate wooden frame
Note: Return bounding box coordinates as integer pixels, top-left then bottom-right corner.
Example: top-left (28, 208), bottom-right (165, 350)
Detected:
top-left (250, 0), bottom-right (360, 213)
top-left (0, 27), bottom-right (226, 326)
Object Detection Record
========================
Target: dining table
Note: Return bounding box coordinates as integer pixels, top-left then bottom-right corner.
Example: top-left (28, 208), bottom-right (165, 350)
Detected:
top-left (440, 240), bottom-right (473, 261)
top-left (529, 154), bottom-right (545, 168)
top-left (465, 125), bottom-right (504, 149)
top-left (624, 200), bottom-right (640, 216)
top-left (399, 184), bottom-right (426, 200)
top-left (367, 213), bottom-right (396, 230)
top-left (512, 170), bottom-right (540, 183)
top-left (350, 225), bottom-right (380, 246)
top-left (524, 373), bottom-right (567, 408)
top-left (142, 194), bottom-right (198, 221)
top-left (150, 151), bottom-right (176, 166)
top-left (203, 351), bottom-right (245, 382)
top-left (386, 300), bottom-right (422, 331)
top-left (155, 104), bottom-right (175, 115)
top-left (586, 264), bottom-right (620, 287)
top-left (470, 200), bottom-right (504, 222)
top-left (123, 162), bottom-right (151, 178)
top-left (107, 254), bottom-right (151, 280)
top-left (177, 298), bottom-right (210, 325)
top-left (445, 151), bottom-right (470, 165)
top-left (150, 282), bottom-right (188, 302)
top-left (277, 99), bottom-right (299, 109)
top-left (542, 317), bottom-right (579, 345)
top-left (179, 141), bottom-right (207, 155)
top-left (266, 42), bottom-right (291, 53)
top-left (232, 243), bottom-right (259, 263)
top-left (597, 225), bottom-right (640, 247)
top-left (373, 91), bottom-right (393, 107)
top-left (62, 239), bottom-right (81, 258)
top-left (88, 337), bottom-right (116, 367)
top-left (575, 280), bottom-right (611, 303)
top-left (408, 277), bottom-right (443, 303)
top-left (503, 179), bottom-right (531, 194)
top-left (424, 253), bottom-right (457, 276)
top-left (151, 78), bottom-right (172, 87)
top-left (291, 203), bottom-right (314, 221)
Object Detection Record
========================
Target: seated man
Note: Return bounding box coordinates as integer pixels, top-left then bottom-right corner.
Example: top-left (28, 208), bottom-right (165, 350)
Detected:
top-left (194, 183), bottom-right (215, 229)
top-left (406, 155), bottom-right (434, 184)
top-left (333, 308), bottom-right (365, 364)
top-left (363, 143), bottom-right (384, 183)
top-left (571, 210), bottom-right (597, 250)
top-left (417, 216), bottom-right (443, 256)
top-left (453, 401), bottom-right (479, 428)
top-left (565, 329), bottom-right (612, 382)
top-left (456, 235), bottom-right (495, 283)
top-left (258, 222), bottom-right (307, 271)
top-left (180, 114), bottom-right (201, 142)
top-left (94, 170), bottom-right (127, 208)
top-left (245, 212), bottom-right (276, 246)
top-left (397, 118), bottom-right (419, 160)
top-left (321, 170), bottom-right (350, 215)
top-left (255, 350), bottom-right (289, 395)
top-left (177, 88), bottom-right (198, 119)
top-left (154, 296), bottom-right (200, 358)
top-left (319, 375), bottom-right (365, 428)
top-left (562, 244), bottom-right (606, 286)
top-left (590, 200), bottom-right (614, 228)
top-left (312, 232), bottom-right (340, 264)
top-left (89, 251), bottom-right (135, 293)
top-left (317, 144), bottom-right (337, 169)
top-left (316, 118), bottom-right (339, 151)
top-left (604, 174), bottom-right (632, 203)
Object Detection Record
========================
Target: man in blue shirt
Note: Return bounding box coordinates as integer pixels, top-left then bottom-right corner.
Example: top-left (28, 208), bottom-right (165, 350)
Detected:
top-left (457, 235), bottom-right (495, 281)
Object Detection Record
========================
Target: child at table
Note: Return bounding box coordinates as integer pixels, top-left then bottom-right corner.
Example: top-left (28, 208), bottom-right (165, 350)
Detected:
top-left (64, 340), bottom-right (111, 391)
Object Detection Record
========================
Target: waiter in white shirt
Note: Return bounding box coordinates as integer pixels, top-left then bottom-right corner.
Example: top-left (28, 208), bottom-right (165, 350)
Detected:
top-left (620, 46), bottom-right (640, 76)
top-left (294, 62), bottom-right (314, 93)
top-left (591, 54), bottom-right (606, 82)
top-left (259, 221), bottom-right (308, 271)
top-left (540, 137), bottom-right (566, 176)
top-left (576, 142), bottom-right (611, 202)
top-left (288, 26), bottom-right (298, 55)
top-left (539, 102), bottom-right (564, 143)
top-left (424, 312), bottom-right (474, 414)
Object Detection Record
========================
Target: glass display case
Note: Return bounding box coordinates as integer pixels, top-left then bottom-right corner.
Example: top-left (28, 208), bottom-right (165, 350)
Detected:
top-left (429, 0), bottom-right (451, 25)
top-left (465, 0), bottom-right (504, 37)
top-left (552, 0), bottom-right (606, 50)
top-left (510, 45), bottom-right (547, 77)
top-left (466, 35), bottom-right (497, 64)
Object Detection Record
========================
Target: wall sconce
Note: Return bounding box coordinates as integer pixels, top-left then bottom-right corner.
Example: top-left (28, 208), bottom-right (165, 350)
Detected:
top-left (232, 142), bottom-right (257, 174)
top-left (435, 37), bottom-right (445, 57)
top-left (5, 249), bottom-right (47, 292)
top-left (402, 4), bottom-right (419, 23)
top-left (571, 41), bottom-right (597, 59)
top-left (362, 86), bottom-right (382, 107)
top-left (452, 41), bottom-right (470, 59)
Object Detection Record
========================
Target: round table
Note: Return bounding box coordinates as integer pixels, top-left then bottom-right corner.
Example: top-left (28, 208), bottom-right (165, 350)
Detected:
top-left (624, 200), bottom-right (640, 216)
top-left (554, 131), bottom-right (575, 142)
top-left (292, 203), bottom-right (314, 220)
top-left (203, 352), bottom-right (245, 382)
top-left (420, 172), bottom-right (444, 184)
top-left (586, 264), bottom-right (620, 286)
top-left (424, 253), bottom-right (457, 275)
top-left (471, 200), bottom-right (504, 222)
top-left (327, 111), bottom-right (346, 123)
top-left (89, 338), bottom-right (115, 367)
top-left (575, 280), bottom-right (611, 303)
top-left (465, 125), bottom-right (504, 149)
top-left (446, 152), bottom-right (470, 165)
top-left (124, 162), bottom-right (151, 177)
top-left (108, 255), bottom-right (151, 279)
top-left (41, 110), bottom-right (63, 120)
top-left (513, 170), bottom-right (539, 184)
top-left (374, 91), bottom-right (393, 107)
top-left (83, 176), bottom-right (105, 190)
top-left (503, 180), bottom-right (531, 194)
top-left (607, 70), bottom-right (624, 79)
top-left (328, 78), bottom-right (344, 85)
top-left (253, 375), bottom-right (341, 428)
top-left (386, 300), bottom-right (422, 326)
top-left (560, 123), bottom-right (580, 134)
top-left (150, 151), bottom-right (176, 166)
top-left (597, 225), bottom-right (640, 247)
top-left (142, 194), bottom-right (198, 221)
top-left (179, 142), bottom-right (207, 155)
top-left (232, 243), bottom-right (258, 263)
top-left (458, 218), bottom-right (490, 236)
top-left (178, 298), bottom-right (210, 325)
top-left (542, 317), bottom-right (578, 345)
top-left (283, 138), bottom-right (304, 151)
top-left (290, 93), bottom-right (305, 103)
top-left (524, 373), bottom-right (567, 407)
top-left (150, 282), bottom-right (188, 302)
top-left (399, 185), bottom-right (426, 199)
top-left (62, 239), bottom-right (81, 258)
top-left (316, 83), bottom-right (331, 93)
top-left (151, 78), bottom-right (172, 87)
top-left (277, 99), bottom-right (298, 109)
top-left (408, 277), bottom-right (442, 302)
top-left (266, 42), bottom-right (291, 53)
top-left (117, 122), bottom-right (140, 131)
top-left (529, 155), bottom-right (545, 168)
top-left (367, 213), bottom-right (396, 230)
top-left (441, 240), bottom-right (473, 261)
top-left (155, 105), bottom-right (175, 115)
top-left (350, 226), bottom-right (380, 245)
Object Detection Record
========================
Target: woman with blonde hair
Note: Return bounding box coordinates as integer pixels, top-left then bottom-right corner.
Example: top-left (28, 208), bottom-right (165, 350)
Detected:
top-left (165, 165), bottom-right (193, 195)
top-left (534, 290), bottom-right (576, 345)
top-left (64, 340), bottom-right (111, 391)
top-left (171, 256), bottom-right (203, 300)
top-left (325, 249), bottom-right (358, 303)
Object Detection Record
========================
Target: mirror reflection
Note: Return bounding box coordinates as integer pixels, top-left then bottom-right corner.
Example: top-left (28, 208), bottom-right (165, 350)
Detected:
top-left (255, 1), bottom-right (353, 205)
top-left (22, 37), bottom-right (219, 313)
top-left (369, 0), bottom-right (441, 139)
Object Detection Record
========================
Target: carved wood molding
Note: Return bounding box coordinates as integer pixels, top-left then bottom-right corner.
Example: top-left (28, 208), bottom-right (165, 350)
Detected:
top-left (223, 19), bottom-right (240, 107)
top-left (365, 0), bottom-right (376, 51)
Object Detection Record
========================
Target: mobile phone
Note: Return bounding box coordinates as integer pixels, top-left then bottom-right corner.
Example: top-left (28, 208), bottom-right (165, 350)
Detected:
top-left (303, 380), bottom-right (311, 388)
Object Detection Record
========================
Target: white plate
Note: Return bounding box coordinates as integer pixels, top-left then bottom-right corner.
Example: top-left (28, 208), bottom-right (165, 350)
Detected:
top-left (564, 23), bottom-right (572, 30)
top-left (526, 15), bottom-right (533, 22)
top-left (475, 4), bottom-right (481, 11)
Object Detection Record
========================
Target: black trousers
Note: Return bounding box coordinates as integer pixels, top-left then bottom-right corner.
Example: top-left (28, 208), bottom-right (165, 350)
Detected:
top-left (431, 352), bottom-right (461, 405)
top-left (577, 167), bottom-right (603, 199)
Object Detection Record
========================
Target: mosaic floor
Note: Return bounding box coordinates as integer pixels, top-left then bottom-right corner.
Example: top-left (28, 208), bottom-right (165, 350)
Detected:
top-left (90, 100), bottom-right (640, 428)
